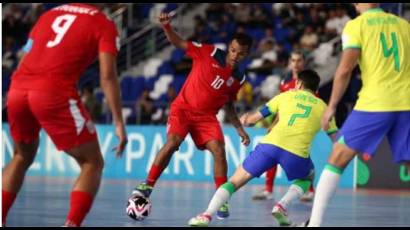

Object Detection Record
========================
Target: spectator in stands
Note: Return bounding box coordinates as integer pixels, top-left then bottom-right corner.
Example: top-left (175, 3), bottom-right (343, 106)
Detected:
top-left (234, 4), bottom-right (251, 24)
top-left (2, 37), bottom-right (18, 75)
top-left (80, 85), bottom-right (102, 123)
top-left (325, 9), bottom-right (339, 38)
top-left (136, 88), bottom-right (156, 124)
top-left (236, 81), bottom-right (253, 114)
top-left (308, 6), bottom-right (326, 32)
top-left (300, 25), bottom-right (319, 53)
top-left (247, 38), bottom-right (277, 75)
top-left (248, 4), bottom-right (270, 28)
top-left (334, 6), bottom-right (351, 35)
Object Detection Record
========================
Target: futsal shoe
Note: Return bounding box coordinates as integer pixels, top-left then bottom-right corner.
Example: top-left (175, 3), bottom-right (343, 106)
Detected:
top-left (272, 203), bottom-right (292, 226)
top-left (300, 191), bottom-right (314, 202)
top-left (188, 213), bottom-right (212, 227)
top-left (132, 182), bottom-right (153, 198)
top-left (216, 202), bottom-right (230, 219)
top-left (252, 190), bottom-right (274, 200)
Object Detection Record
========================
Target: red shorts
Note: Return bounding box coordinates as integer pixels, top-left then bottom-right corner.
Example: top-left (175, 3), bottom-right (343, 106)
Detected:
top-left (7, 88), bottom-right (97, 151)
top-left (167, 106), bottom-right (224, 150)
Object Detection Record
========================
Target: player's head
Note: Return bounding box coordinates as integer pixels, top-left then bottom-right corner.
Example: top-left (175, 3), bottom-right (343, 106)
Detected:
top-left (353, 3), bottom-right (380, 14)
top-left (227, 33), bottom-right (253, 67)
top-left (289, 50), bottom-right (305, 74)
top-left (296, 69), bottom-right (321, 92)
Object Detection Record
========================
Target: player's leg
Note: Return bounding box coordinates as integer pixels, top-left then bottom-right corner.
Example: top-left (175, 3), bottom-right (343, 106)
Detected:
top-left (307, 143), bottom-right (356, 227)
top-left (2, 89), bottom-right (41, 225)
top-left (386, 111), bottom-right (410, 166)
top-left (300, 173), bottom-right (315, 202)
top-left (132, 134), bottom-right (185, 198)
top-left (192, 115), bottom-right (228, 219)
top-left (204, 140), bottom-right (230, 219)
top-left (189, 143), bottom-right (276, 226)
top-left (307, 111), bottom-right (394, 227)
top-left (252, 166), bottom-right (276, 200)
top-left (272, 149), bottom-right (315, 226)
top-left (188, 165), bottom-right (254, 226)
top-left (64, 140), bottom-right (104, 227)
top-left (132, 106), bottom-right (188, 198)
top-left (205, 140), bottom-right (228, 189)
top-left (2, 141), bottom-right (39, 225)
top-left (28, 90), bottom-right (103, 227)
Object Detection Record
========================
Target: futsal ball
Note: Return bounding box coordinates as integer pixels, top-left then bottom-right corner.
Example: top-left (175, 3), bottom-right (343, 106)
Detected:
top-left (126, 195), bottom-right (152, 221)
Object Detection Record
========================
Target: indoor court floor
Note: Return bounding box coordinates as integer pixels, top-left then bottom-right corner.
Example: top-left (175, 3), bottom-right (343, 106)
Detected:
top-left (6, 176), bottom-right (410, 227)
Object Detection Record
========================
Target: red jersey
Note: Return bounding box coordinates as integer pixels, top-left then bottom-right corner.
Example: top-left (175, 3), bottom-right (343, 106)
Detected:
top-left (10, 3), bottom-right (119, 95)
top-left (172, 41), bottom-right (246, 114)
top-left (280, 72), bottom-right (319, 96)
top-left (279, 73), bottom-right (297, 93)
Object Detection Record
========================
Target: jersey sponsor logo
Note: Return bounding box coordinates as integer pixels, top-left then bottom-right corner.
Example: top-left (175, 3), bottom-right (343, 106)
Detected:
top-left (226, 77), bottom-right (234, 87)
top-left (192, 41), bottom-right (202, 47)
top-left (212, 63), bottom-right (220, 68)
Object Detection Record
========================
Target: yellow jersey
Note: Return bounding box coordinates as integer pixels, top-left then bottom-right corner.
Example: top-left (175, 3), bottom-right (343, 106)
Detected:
top-left (341, 8), bottom-right (410, 111)
top-left (260, 90), bottom-right (338, 158)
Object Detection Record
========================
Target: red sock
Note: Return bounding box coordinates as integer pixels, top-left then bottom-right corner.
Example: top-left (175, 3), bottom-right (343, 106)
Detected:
top-left (146, 165), bottom-right (164, 187)
top-left (65, 191), bottom-right (94, 227)
top-left (2, 190), bottom-right (17, 224)
top-left (309, 184), bottom-right (315, 193)
top-left (265, 166), bottom-right (277, 193)
top-left (214, 176), bottom-right (227, 189)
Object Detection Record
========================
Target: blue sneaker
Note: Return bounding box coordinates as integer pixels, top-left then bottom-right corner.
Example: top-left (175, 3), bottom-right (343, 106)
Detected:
top-left (216, 202), bottom-right (229, 219)
top-left (132, 182), bottom-right (153, 198)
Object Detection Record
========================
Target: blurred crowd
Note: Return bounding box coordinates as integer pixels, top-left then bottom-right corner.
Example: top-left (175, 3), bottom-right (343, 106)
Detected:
top-left (2, 3), bottom-right (406, 127)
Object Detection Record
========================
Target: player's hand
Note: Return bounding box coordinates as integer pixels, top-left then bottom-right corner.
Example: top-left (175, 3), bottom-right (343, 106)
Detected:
top-left (237, 127), bottom-right (250, 146)
top-left (239, 113), bottom-right (250, 126)
top-left (158, 12), bottom-right (173, 26)
top-left (112, 124), bottom-right (128, 158)
top-left (321, 106), bottom-right (336, 131)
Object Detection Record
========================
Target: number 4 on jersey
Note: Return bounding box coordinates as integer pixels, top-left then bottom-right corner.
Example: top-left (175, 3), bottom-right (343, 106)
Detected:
top-left (47, 14), bottom-right (77, 48)
top-left (380, 32), bottom-right (400, 72)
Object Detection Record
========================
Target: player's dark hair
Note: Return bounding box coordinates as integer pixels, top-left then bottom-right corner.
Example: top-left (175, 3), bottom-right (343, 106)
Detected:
top-left (231, 33), bottom-right (253, 51)
top-left (298, 69), bottom-right (321, 92)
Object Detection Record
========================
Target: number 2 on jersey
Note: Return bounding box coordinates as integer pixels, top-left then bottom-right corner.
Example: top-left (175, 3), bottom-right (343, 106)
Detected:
top-left (380, 32), bottom-right (400, 72)
top-left (288, 103), bottom-right (312, 126)
top-left (47, 14), bottom-right (77, 48)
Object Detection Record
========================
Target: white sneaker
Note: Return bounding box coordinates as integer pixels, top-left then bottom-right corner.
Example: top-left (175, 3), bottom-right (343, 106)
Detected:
top-left (188, 213), bottom-right (212, 227)
top-left (300, 191), bottom-right (314, 202)
top-left (252, 190), bottom-right (274, 200)
top-left (272, 204), bottom-right (292, 226)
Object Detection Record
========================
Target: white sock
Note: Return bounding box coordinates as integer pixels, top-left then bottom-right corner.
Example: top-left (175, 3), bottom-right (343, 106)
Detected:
top-left (308, 167), bottom-right (341, 227)
top-left (204, 187), bottom-right (230, 216)
top-left (277, 184), bottom-right (304, 210)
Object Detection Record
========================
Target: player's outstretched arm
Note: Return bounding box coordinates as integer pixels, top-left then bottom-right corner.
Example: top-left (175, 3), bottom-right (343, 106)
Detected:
top-left (240, 111), bottom-right (264, 127)
top-left (322, 49), bottom-right (360, 131)
top-left (225, 102), bottom-right (250, 146)
top-left (158, 12), bottom-right (188, 50)
top-left (99, 52), bottom-right (128, 157)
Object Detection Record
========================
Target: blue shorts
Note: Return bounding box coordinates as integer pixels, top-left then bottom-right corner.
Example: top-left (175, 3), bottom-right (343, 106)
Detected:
top-left (242, 143), bottom-right (314, 181)
top-left (337, 110), bottom-right (410, 163)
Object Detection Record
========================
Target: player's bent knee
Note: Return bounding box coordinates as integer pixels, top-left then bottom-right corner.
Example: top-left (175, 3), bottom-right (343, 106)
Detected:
top-left (328, 143), bottom-right (357, 169)
top-left (13, 153), bottom-right (35, 169)
top-left (293, 179), bottom-right (311, 194)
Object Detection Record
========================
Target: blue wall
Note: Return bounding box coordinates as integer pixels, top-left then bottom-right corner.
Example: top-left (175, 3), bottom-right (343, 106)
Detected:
top-left (1, 124), bottom-right (355, 188)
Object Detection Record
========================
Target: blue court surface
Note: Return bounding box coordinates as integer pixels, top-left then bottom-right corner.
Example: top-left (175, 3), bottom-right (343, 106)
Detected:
top-left (6, 176), bottom-right (410, 227)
